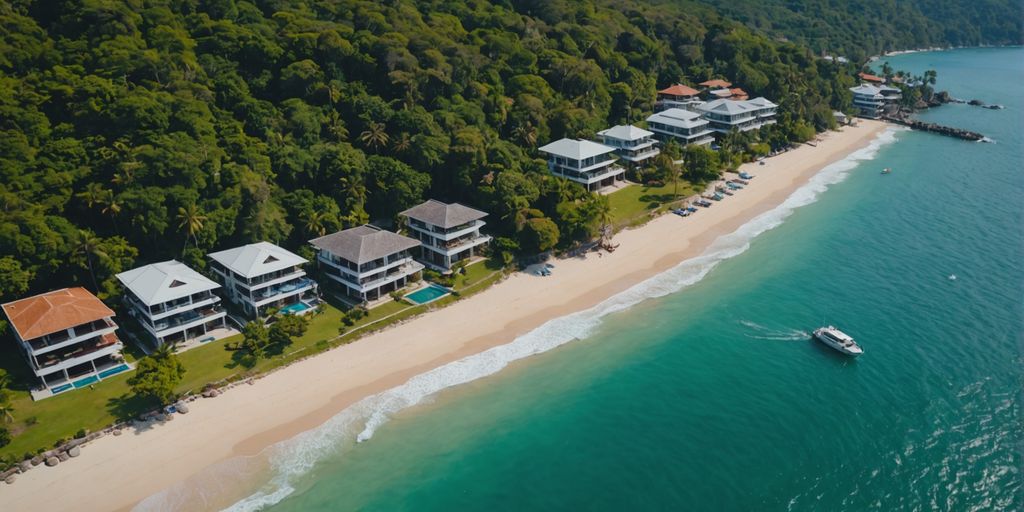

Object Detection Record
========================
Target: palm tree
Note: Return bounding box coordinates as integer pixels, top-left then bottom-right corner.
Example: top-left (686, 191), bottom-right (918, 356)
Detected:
top-left (177, 203), bottom-right (207, 256)
top-left (513, 122), bottom-right (537, 147)
top-left (359, 121), bottom-right (389, 152)
top-left (302, 209), bottom-right (328, 237)
top-left (392, 132), bottom-right (412, 154)
top-left (594, 195), bottom-right (614, 244)
top-left (71, 229), bottom-right (107, 292)
top-left (76, 183), bottom-right (107, 209)
top-left (326, 111), bottom-right (348, 142)
top-left (153, 342), bottom-right (175, 359)
top-left (98, 189), bottom-right (122, 232)
top-left (553, 177), bottom-right (575, 203)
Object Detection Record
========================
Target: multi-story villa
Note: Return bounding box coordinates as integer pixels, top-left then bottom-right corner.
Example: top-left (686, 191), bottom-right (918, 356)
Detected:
top-left (311, 225), bottom-right (423, 303)
top-left (2, 288), bottom-right (126, 397)
top-left (117, 260), bottom-right (227, 347)
top-left (699, 78), bottom-right (732, 90)
top-left (656, 84), bottom-right (701, 111)
top-left (208, 241), bottom-right (317, 319)
top-left (850, 84), bottom-right (902, 118)
top-left (696, 97), bottom-right (778, 134)
top-left (597, 125), bottom-right (661, 166)
top-left (401, 200), bottom-right (491, 272)
top-left (538, 138), bottom-right (625, 192)
top-left (645, 108), bottom-right (715, 146)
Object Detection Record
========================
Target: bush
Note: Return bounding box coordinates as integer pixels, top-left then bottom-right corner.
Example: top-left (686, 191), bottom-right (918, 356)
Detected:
top-left (74, 428), bottom-right (88, 439)
top-left (25, 416), bottom-right (37, 426)
top-left (0, 427), bottom-right (10, 448)
top-left (389, 291), bottom-right (404, 302)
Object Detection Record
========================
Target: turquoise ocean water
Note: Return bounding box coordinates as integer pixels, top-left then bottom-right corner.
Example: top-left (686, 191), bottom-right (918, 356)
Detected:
top-left (141, 48), bottom-right (1023, 511)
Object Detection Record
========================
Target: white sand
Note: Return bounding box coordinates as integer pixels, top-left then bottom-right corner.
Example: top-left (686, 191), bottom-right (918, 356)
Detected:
top-left (0, 120), bottom-right (888, 512)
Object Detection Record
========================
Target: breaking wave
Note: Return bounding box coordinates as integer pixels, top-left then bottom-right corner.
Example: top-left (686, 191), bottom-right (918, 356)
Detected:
top-left (134, 128), bottom-right (900, 512)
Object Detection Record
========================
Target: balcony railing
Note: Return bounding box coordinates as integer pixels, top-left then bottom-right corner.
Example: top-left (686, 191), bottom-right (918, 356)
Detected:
top-left (28, 318), bottom-right (116, 352)
top-left (252, 278), bottom-right (314, 301)
top-left (153, 306), bottom-right (224, 332)
top-left (37, 333), bottom-right (121, 370)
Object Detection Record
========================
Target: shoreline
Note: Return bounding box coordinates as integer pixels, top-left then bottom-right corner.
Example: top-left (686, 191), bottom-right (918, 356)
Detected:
top-left (0, 120), bottom-right (889, 512)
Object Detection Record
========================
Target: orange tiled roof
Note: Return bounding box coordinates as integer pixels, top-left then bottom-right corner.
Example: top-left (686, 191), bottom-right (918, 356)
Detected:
top-left (658, 84), bottom-right (700, 97)
top-left (1, 287), bottom-right (114, 340)
top-left (729, 87), bottom-right (749, 98)
top-left (699, 79), bottom-right (732, 88)
top-left (858, 72), bottom-right (884, 83)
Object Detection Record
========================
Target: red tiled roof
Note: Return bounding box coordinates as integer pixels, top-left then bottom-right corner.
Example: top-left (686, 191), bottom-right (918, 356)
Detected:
top-left (1, 287), bottom-right (114, 340)
top-left (729, 87), bottom-right (749, 99)
top-left (858, 72), bottom-right (884, 83)
top-left (658, 84), bottom-right (699, 97)
top-left (700, 79), bottom-right (732, 88)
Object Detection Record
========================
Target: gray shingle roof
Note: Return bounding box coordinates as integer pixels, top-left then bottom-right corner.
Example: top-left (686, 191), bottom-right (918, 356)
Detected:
top-left (597, 125), bottom-right (654, 141)
top-left (400, 199), bottom-right (488, 229)
top-left (116, 260), bottom-right (220, 306)
top-left (538, 138), bottom-right (616, 160)
top-left (207, 241), bottom-right (307, 279)
top-left (309, 226), bottom-right (421, 265)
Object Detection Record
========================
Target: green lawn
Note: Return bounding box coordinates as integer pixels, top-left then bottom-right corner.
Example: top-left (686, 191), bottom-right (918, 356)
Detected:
top-left (607, 181), bottom-right (699, 228)
top-left (0, 259), bottom-right (506, 461)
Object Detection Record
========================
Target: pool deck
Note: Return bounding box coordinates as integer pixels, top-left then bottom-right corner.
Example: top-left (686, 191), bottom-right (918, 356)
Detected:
top-left (404, 283), bottom-right (452, 305)
top-left (30, 362), bottom-right (136, 401)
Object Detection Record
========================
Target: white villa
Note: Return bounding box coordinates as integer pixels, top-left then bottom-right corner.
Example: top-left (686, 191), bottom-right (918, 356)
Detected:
top-left (208, 241), bottom-right (317, 319)
top-left (117, 260), bottom-right (227, 347)
top-left (401, 200), bottom-right (491, 272)
top-left (538, 138), bottom-right (625, 192)
top-left (695, 97), bottom-right (778, 134)
top-left (597, 125), bottom-right (661, 166)
top-left (645, 108), bottom-right (715, 146)
top-left (850, 83), bottom-right (902, 118)
top-left (2, 288), bottom-right (126, 398)
top-left (311, 225), bottom-right (423, 303)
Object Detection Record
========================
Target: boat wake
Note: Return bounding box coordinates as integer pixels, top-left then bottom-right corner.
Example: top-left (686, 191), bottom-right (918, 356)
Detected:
top-left (133, 128), bottom-right (901, 512)
top-left (740, 320), bottom-right (810, 341)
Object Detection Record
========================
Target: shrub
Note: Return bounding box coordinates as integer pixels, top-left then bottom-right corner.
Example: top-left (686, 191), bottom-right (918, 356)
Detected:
top-left (74, 428), bottom-right (88, 439)
top-left (0, 427), bottom-right (10, 448)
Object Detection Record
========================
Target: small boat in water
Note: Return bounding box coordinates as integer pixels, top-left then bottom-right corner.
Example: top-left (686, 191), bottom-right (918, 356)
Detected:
top-left (881, 167), bottom-right (892, 174)
top-left (813, 326), bottom-right (863, 356)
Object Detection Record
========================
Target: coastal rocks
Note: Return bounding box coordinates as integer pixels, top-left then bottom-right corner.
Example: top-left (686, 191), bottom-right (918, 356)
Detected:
top-left (202, 388), bottom-right (219, 398)
top-left (30, 455), bottom-right (43, 466)
top-left (20, 461), bottom-right (32, 472)
top-left (113, 428), bottom-right (122, 436)
top-left (57, 452), bottom-right (70, 462)
top-left (5, 474), bottom-right (15, 484)
top-left (968, 99), bottom-right (984, 106)
top-left (176, 403), bottom-right (190, 414)
top-left (934, 91), bottom-right (953, 103)
top-left (45, 457), bottom-right (59, 467)
top-left (68, 446), bottom-right (81, 458)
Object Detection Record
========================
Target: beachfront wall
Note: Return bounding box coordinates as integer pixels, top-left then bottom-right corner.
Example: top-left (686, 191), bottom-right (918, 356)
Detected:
top-left (311, 226), bottom-right (424, 304)
top-left (1, 288), bottom-right (127, 397)
top-left (401, 200), bottom-right (492, 272)
top-left (116, 260), bottom-right (227, 348)
top-left (208, 241), bottom-right (317, 319)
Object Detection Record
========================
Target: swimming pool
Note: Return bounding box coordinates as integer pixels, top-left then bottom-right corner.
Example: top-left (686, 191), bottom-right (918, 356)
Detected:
top-left (72, 375), bottom-right (99, 388)
top-left (98, 363), bottom-right (130, 379)
top-left (280, 302), bottom-right (312, 315)
top-left (404, 284), bottom-right (451, 305)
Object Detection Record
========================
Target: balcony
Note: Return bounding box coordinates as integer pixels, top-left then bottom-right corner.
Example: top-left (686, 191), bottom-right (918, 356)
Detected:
top-left (244, 268), bottom-right (306, 290)
top-left (251, 278), bottom-right (316, 307)
top-left (319, 252), bottom-right (413, 279)
top-left (27, 318), bottom-right (117, 354)
top-left (408, 220), bottom-right (485, 242)
top-left (150, 306), bottom-right (225, 334)
top-left (34, 333), bottom-right (123, 376)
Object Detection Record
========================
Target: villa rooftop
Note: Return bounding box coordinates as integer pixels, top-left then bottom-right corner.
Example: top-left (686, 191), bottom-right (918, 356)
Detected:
top-left (646, 108), bottom-right (707, 129)
top-left (116, 260), bottom-right (220, 307)
top-left (401, 199), bottom-right (487, 229)
top-left (658, 84), bottom-right (700, 96)
top-left (598, 124), bottom-right (654, 141)
top-left (858, 72), bottom-right (885, 83)
top-left (538, 138), bottom-right (616, 160)
top-left (208, 241), bottom-right (308, 279)
top-left (700, 79), bottom-right (732, 88)
top-left (310, 225), bottom-right (420, 265)
top-left (2, 287), bottom-right (114, 340)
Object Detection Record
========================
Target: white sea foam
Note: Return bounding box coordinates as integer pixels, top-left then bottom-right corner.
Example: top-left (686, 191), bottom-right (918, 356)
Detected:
top-left (135, 128), bottom-right (900, 512)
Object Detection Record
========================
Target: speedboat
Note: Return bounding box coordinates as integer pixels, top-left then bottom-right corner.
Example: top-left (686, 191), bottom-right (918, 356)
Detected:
top-left (812, 326), bottom-right (863, 356)
top-left (881, 167), bottom-right (891, 174)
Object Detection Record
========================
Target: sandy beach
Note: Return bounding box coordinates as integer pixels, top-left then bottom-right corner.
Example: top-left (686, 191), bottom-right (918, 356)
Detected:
top-left (0, 120), bottom-right (887, 511)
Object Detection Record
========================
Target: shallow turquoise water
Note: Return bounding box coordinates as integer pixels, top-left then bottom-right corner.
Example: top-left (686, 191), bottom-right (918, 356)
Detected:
top-left (143, 48), bottom-right (1023, 512)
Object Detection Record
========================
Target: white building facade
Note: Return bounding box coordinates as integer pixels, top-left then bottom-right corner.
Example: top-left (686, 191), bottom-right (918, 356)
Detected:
top-left (597, 125), bottom-right (661, 165)
top-left (538, 138), bottom-right (625, 192)
top-left (850, 84), bottom-right (902, 118)
top-left (311, 225), bottom-right (424, 303)
top-left (696, 97), bottom-right (778, 134)
top-left (2, 288), bottom-right (126, 397)
top-left (117, 260), bottom-right (227, 347)
top-left (401, 200), bottom-right (491, 272)
top-left (208, 241), bottom-right (317, 319)
top-left (646, 108), bottom-right (716, 146)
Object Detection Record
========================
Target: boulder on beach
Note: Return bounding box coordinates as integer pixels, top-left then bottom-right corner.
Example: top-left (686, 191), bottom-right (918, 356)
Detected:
top-left (57, 452), bottom-right (70, 462)
top-left (45, 457), bottom-right (59, 467)
top-left (20, 461), bottom-right (31, 472)
top-left (68, 446), bottom-right (81, 457)
top-left (5, 474), bottom-right (15, 484)
top-left (176, 403), bottom-right (190, 414)
top-left (113, 429), bottom-right (123, 436)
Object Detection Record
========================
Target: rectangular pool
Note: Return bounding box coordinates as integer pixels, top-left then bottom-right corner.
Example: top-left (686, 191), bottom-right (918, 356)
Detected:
top-left (98, 364), bottom-right (130, 379)
top-left (280, 302), bottom-right (313, 314)
top-left (72, 375), bottom-right (99, 388)
top-left (405, 284), bottom-right (451, 305)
